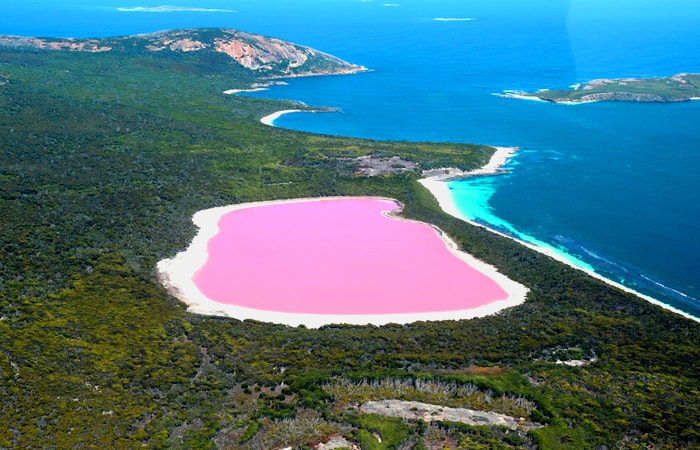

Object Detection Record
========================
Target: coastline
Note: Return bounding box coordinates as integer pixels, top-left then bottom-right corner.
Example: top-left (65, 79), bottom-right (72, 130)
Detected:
top-left (421, 146), bottom-right (517, 181)
top-left (223, 87), bottom-right (270, 95)
top-left (260, 109), bottom-right (304, 127)
top-left (223, 80), bottom-right (290, 96)
top-left (418, 148), bottom-right (700, 324)
top-left (156, 196), bottom-right (528, 328)
top-left (496, 91), bottom-right (598, 105)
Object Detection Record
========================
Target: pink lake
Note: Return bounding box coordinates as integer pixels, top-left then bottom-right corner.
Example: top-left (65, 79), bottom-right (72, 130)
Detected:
top-left (192, 197), bottom-right (512, 315)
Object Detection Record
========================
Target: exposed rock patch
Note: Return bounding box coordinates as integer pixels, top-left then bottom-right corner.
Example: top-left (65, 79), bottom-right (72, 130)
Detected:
top-left (0, 28), bottom-right (367, 78)
top-left (314, 436), bottom-right (360, 449)
top-left (576, 92), bottom-right (668, 102)
top-left (360, 400), bottom-right (543, 431)
top-left (352, 155), bottom-right (418, 176)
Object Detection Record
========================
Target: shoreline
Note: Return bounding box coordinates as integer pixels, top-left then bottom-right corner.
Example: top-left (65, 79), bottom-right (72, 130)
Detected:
top-left (260, 109), bottom-right (305, 127)
top-left (421, 146), bottom-right (517, 181)
top-left (418, 148), bottom-right (700, 324)
top-left (223, 87), bottom-right (270, 95)
top-left (495, 91), bottom-right (599, 105)
top-left (156, 196), bottom-right (528, 328)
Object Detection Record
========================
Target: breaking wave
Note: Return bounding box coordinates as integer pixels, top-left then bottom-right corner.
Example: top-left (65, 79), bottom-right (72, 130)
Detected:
top-left (117, 6), bottom-right (235, 13)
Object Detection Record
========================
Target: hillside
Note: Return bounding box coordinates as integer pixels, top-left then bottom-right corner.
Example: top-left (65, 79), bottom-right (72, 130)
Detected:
top-left (0, 28), bottom-right (367, 80)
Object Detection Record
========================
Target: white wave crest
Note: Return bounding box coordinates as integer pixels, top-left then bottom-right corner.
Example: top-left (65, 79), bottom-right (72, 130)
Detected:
top-left (117, 5), bottom-right (236, 13)
top-left (434, 17), bottom-right (475, 22)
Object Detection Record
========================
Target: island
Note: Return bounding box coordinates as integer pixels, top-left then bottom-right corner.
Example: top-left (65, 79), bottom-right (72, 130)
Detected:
top-left (1, 28), bottom-right (699, 450)
top-left (501, 72), bottom-right (700, 103)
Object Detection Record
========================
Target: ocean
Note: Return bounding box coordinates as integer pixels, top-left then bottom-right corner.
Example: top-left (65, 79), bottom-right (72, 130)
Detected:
top-left (3, 0), bottom-right (699, 318)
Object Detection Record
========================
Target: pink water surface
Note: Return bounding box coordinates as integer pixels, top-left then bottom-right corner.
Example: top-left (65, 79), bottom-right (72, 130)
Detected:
top-left (193, 198), bottom-right (508, 315)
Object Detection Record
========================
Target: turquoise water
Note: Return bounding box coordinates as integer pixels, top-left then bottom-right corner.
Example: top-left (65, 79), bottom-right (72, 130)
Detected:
top-left (3, 0), bottom-right (699, 317)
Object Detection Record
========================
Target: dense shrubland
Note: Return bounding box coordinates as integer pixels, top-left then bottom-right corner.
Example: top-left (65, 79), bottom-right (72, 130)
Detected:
top-left (0, 44), bottom-right (699, 449)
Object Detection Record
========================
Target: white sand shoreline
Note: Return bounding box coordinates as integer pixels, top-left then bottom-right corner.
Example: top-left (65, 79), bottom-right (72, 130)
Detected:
top-left (260, 109), bottom-right (304, 127)
top-left (418, 147), bottom-right (700, 323)
top-left (495, 91), bottom-right (599, 105)
top-left (421, 146), bottom-right (516, 181)
top-left (223, 87), bottom-right (269, 95)
top-left (156, 196), bottom-right (529, 328)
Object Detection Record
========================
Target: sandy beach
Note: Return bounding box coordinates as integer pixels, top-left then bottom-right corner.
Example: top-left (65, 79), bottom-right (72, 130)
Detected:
top-left (496, 91), bottom-right (599, 105)
top-left (421, 146), bottom-right (516, 182)
top-left (157, 196), bottom-right (528, 328)
top-left (494, 92), bottom-right (547, 102)
top-left (223, 81), bottom-right (289, 96)
top-left (260, 109), bottom-right (304, 127)
top-left (222, 87), bottom-right (269, 95)
top-left (419, 148), bottom-right (700, 323)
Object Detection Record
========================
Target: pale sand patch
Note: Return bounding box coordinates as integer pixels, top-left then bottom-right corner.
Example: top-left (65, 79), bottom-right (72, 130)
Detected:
top-left (419, 148), bottom-right (700, 323)
top-left (494, 91), bottom-right (547, 102)
top-left (472, 145), bottom-right (515, 175)
top-left (421, 146), bottom-right (516, 181)
top-left (223, 81), bottom-right (289, 95)
top-left (260, 109), bottom-right (304, 126)
top-left (156, 196), bottom-right (529, 328)
top-left (222, 87), bottom-right (269, 95)
top-left (495, 91), bottom-right (600, 105)
top-left (360, 400), bottom-right (542, 430)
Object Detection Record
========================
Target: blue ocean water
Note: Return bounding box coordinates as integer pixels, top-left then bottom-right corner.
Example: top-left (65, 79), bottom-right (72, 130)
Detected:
top-left (3, 0), bottom-right (699, 317)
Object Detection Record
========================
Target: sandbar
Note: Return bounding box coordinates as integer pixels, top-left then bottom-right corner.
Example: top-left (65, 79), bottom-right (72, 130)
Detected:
top-left (157, 197), bottom-right (528, 328)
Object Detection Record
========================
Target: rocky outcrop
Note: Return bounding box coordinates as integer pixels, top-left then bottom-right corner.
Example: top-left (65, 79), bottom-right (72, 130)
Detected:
top-left (360, 399), bottom-right (543, 430)
top-left (352, 155), bottom-right (418, 176)
top-left (576, 92), bottom-right (669, 103)
top-left (0, 28), bottom-right (367, 78)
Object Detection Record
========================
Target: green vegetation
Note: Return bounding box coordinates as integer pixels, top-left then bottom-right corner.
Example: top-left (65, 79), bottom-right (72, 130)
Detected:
top-left (351, 414), bottom-right (412, 449)
top-left (1, 32), bottom-right (699, 449)
top-left (516, 73), bottom-right (700, 103)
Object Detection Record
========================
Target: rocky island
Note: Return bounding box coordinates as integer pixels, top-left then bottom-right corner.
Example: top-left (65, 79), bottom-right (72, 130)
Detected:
top-left (502, 72), bottom-right (700, 103)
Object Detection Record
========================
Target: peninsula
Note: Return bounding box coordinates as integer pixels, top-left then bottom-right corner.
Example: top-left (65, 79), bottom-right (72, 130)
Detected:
top-left (0, 28), bottom-right (367, 80)
top-left (502, 72), bottom-right (700, 103)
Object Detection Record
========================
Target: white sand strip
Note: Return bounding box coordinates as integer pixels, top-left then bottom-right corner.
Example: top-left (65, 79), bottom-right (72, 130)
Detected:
top-left (494, 92), bottom-right (547, 102)
top-left (419, 151), bottom-right (700, 323)
top-left (223, 87), bottom-right (269, 95)
top-left (156, 196), bottom-right (529, 328)
top-left (471, 146), bottom-right (515, 175)
top-left (260, 109), bottom-right (304, 127)
top-left (421, 146), bottom-right (516, 182)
